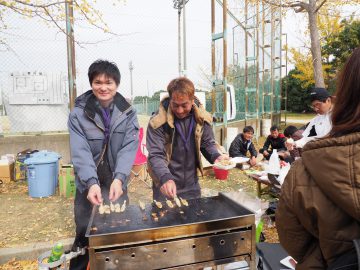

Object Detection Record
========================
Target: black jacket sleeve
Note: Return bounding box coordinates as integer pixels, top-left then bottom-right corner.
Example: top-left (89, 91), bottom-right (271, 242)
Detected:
top-left (278, 137), bottom-right (287, 152)
top-left (229, 134), bottom-right (245, 158)
top-left (249, 142), bottom-right (258, 158)
top-left (262, 136), bottom-right (271, 152)
top-left (200, 122), bottom-right (221, 163)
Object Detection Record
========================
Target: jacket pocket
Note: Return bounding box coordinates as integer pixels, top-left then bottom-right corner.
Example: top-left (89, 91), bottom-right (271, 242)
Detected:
top-left (112, 124), bottom-right (127, 147)
top-left (85, 131), bottom-right (104, 155)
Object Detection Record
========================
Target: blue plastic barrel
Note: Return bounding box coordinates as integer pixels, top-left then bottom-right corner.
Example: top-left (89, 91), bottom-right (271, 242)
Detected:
top-left (25, 155), bottom-right (58, 198)
top-left (31, 151), bottom-right (61, 190)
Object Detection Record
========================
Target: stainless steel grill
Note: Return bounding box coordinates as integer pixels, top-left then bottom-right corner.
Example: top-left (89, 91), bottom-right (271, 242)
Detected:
top-left (86, 192), bottom-right (256, 269)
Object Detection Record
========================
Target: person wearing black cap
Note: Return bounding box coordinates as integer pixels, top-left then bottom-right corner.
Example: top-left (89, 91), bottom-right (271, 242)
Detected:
top-left (291, 87), bottom-right (333, 148)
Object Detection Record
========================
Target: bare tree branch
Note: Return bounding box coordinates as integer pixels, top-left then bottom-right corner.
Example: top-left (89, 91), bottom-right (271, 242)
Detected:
top-left (42, 5), bottom-right (84, 48)
top-left (314, 0), bottom-right (328, 13)
top-left (261, 0), bottom-right (310, 11)
top-left (11, 0), bottom-right (67, 9)
top-left (294, 6), bottom-right (305, 13)
top-left (72, 0), bottom-right (116, 35)
top-left (289, 1), bottom-right (310, 12)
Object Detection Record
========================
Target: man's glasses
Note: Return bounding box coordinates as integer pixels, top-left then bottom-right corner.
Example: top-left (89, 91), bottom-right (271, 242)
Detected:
top-left (311, 102), bottom-right (323, 109)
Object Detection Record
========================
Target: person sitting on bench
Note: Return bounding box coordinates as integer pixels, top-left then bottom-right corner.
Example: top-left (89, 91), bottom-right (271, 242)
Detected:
top-left (229, 126), bottom-right (262, 166)
top-left (259, 125), bottom-right (287, 160)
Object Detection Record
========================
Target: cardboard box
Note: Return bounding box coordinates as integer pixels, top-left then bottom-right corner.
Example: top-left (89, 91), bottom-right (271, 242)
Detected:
top-left (59, 165), bottom-right (76, 198)
top-left (0, 163), bottom-right (15, 182)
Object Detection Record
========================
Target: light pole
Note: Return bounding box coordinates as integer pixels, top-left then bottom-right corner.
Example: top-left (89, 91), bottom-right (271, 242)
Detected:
top-left (172, 0), bottom-right (189, 77)
top-left (129, 61), bottom-right (134, 104)
top-left (66, 0), bottom-right (76, 110)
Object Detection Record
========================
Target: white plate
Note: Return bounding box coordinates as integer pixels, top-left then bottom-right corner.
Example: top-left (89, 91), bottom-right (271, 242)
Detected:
top-left (230, 157), bottom-right (250, 164)
top-left (280, 256), bottom-right (297, 269)
top-left (213, 162), bottom-right (236, 170)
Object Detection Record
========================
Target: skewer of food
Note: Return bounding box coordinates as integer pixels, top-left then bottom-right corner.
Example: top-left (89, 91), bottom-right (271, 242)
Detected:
top-left (99, 203), bottom-right (105, 215)
top-left (179, 197), bottom-right (189, 207)
top-left (153, 200), bottom-right (163, 209)
top-left (166, 198), bottom-right (174, 208)
top-left (174, 196), bottom-right (182, 207)
top-left (151, 212), bottom-right (159, 221)
top-left (159, 210), bottom-right (167, 217)
top-left (104, 204), bottom-right (111, 214)
top-left (139, 200), bottom-right (146, 211)
top-left (114, 203), bottom-right (121, 213)
top-left (120, 200), bottom-right (127, 212)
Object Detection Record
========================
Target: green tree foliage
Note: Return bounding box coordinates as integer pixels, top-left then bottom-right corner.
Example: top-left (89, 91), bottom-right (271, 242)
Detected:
top-left (133, 90), bottom-right (166, 104)
top-left (133, 96), bottom-right (148, 103)
top-left (283, 69), bottom-right (312, 113)
top-left (285, 20), bottom-right (360, 112)
top-left (323, 19), bottom-right (360, 71)
top-left (151, 90), bottom-right (165, 102)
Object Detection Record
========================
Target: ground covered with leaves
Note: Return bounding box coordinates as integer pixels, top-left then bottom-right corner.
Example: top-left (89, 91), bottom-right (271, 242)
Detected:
top-left (0, 128), bottom-right (283, 269)
top-left (0, 164), bottom-right (279, 269)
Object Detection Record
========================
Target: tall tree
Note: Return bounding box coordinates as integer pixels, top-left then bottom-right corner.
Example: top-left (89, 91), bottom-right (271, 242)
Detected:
top-left (0, 0), bottom-right (123, 46)
top-left (323, 19), bottom-right (360, 70)
top-left (282, 69), bottom-right (312, 112)
top-left (289, 47), bottom-right (332, 88)
top-left (263, 0), bottom-right (358, 88)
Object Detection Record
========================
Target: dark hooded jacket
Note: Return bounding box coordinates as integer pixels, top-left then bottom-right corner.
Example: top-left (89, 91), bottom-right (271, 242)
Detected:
top-left (228, 133), bottom-right (257, 158)
top-left (276, 132), bottom-right (360, 269)
top-left (261, 133), bottom-right (287, 153)
top-left (147, 97), bottom-right (220, 199)
top-left (68, 90), bottom-right (139, 193)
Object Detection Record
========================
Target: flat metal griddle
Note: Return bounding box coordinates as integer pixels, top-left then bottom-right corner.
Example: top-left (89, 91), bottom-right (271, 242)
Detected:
top-left (86, 193), bottom-right (255, 248)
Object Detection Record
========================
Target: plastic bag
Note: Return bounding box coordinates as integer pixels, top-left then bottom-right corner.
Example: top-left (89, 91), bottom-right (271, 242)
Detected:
top-left (268, 149), bottom-right (280, 175)
top-left (278, 163), bottom-right (291, 185)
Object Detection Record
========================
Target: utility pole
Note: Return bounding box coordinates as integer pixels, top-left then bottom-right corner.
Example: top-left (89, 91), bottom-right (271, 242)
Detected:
top-left (147, 80), bottom-right (150, 97)
top-left (129, 61), bottom-right (134, 104)
top-left (182, 0), bottom-right (187, 76)
top-left (172, 0), bottom-right (189, 77)
top-left (65, 0), bottom-right (76, 110)
top-left (178, 8), bottom-right (182, 76)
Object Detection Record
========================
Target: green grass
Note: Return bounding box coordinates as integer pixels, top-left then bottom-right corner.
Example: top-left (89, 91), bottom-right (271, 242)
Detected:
top-left (282, 112), bottom-right (315, 120)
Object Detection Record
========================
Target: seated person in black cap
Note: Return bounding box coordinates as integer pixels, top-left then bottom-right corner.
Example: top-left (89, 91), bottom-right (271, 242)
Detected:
top-left (259, 125), bottom-right (287, 160)
top-left (291, 87), bottom-right (333, 149)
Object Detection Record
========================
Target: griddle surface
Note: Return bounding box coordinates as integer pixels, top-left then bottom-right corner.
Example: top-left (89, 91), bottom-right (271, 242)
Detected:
top-left (87, 195), bottom-right (253, 237)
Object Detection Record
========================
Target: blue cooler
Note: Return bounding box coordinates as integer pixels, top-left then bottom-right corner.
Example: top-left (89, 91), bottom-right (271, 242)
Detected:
top-left (32, 151), bottom-right (61, 190)
top-left (25, 155), bottom-right (58, 197)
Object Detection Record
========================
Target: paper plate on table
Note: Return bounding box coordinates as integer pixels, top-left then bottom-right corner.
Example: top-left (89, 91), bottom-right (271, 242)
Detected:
top-left (230, 157), bottom-right (250, 164)
top-left (213, 161), bottom-right (236, 170)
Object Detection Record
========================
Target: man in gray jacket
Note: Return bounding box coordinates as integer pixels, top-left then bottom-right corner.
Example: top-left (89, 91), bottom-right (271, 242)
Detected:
top-left (68, 60), bottom-right (138, 269)
top-left (147, 77), bottom-right (227, 200)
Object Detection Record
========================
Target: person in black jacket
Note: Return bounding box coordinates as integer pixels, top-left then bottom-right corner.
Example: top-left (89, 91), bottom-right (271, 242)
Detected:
top-left (259, 125), bottom-right (287, 160)
top-left (229, 126), bottom-right (260, 166)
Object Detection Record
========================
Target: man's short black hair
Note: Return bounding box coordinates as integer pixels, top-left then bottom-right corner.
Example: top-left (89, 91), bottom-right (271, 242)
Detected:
top-left (270, 125), bottom-right (279, 132)
top-left (243, 126), bottom-right (254, 134)
top-left (284, 125), bottom-right (298, 138)
top-left (88, 59), bottom-right (121, 86)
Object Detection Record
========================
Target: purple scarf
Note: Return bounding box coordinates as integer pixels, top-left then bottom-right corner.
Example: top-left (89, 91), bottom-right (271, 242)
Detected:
top-left (174, 116), bottom-right (195, 151)
top-left (100, 107), bottom-right (111, 145)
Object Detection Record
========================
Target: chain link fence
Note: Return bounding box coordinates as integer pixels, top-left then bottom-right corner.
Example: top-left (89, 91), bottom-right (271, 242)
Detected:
top-left (205, 0), bottom-right (283, 122)
top-left (0, 10), bottom-right (69, 134)
top-left (0, 1), bottom-right (283, 135)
